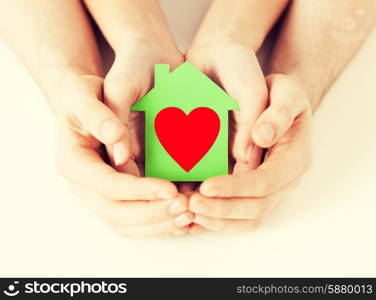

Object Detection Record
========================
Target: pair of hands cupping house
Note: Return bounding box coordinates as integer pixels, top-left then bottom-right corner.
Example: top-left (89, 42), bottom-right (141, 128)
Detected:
top-left (58, 44), bottom-right (311, 237)
top-left (1, 0), bottom-right (374, 237)
top-left (59, 0), bottom-right (309, 237)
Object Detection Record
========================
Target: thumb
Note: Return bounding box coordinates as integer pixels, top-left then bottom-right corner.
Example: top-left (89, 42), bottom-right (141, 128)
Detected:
top-left (252, 74), bottom-right (309, 148)
top-left (75, 98), bottom-right (127, 145)
top-left (103, 66), bottom-right (148, 168)
top-left (217, 62), bottom-right (268, 164)
top-left (69, 75), bottom-right (131, 165)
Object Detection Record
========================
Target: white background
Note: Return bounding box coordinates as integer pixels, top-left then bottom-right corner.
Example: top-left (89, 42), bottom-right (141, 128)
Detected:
top-left (0, 0), bottom-right (375, 277)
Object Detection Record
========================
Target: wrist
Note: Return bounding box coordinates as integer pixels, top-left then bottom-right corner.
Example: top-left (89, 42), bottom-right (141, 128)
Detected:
top-left (95, 3), bottom-right (178, 54)
top-left (187, 31), bottom-right (259, 64)
top-left (111, 24), bottom-right (178, 51)
top-left (112, 33), bottom-right (180, 58)
top-left (191, 26), bottom-right (263, 53)
top-left (191, 0), bottom-right (289, 52)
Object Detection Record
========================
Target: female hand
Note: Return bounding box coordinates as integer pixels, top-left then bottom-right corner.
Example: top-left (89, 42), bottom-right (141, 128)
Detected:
top-left (103, 39), bottom-right (184, 173)
top-left (186, 41), bottom-right (268, 169)
top-left (83, 0), bottom-right (185, 171)
top-left (189, 74), bottom-right (313, 232)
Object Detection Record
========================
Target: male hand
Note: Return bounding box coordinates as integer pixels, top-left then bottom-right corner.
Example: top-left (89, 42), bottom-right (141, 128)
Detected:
top-left (56, 74), bottom-right (194, 237)
top-left (189, 74), bottom-right (313, 232)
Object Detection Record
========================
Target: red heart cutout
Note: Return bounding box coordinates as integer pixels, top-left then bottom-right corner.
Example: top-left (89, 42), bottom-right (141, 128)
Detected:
top-left (155, 107), bottom-right (220, 172)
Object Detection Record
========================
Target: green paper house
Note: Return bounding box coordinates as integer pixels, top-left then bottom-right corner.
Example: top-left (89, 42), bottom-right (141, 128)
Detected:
top-left (131, 62), bottom-right (239, 181)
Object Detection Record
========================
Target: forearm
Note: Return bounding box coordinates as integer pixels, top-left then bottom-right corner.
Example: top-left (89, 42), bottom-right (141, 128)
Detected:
top-left (268, 0), bottom-right (376, 110)
top-left (83, 0), bottom-right (178, 52)
top-left (0, 0), bottom-right (101, 111)
top-left (191, 0), bottom-right (289, 50)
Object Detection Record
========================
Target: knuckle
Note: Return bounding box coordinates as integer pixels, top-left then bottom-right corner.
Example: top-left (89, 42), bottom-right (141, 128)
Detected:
top-left (275, 104), bottom-right (294, 126)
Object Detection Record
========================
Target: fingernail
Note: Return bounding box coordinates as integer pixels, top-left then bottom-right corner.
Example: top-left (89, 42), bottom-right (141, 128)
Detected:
top-left (190, 201), bottom-right (208, 214)
top-left (157, 191), bottom-right (175, 199)
top-left (257, 123), bottom-right (275, 143)
top-left (168, 200), bottom-right (187, 215)
top-left (246, 145), bottom-right (254, 164)
top-left (99, 119), bottom-right (123, 143)
top-left (113, 143), bottom-right (126, 166)
top-left (174, 213), bottom-right (194, 227)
